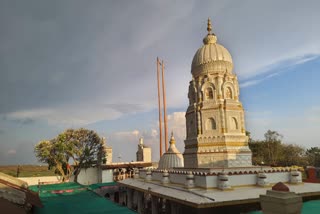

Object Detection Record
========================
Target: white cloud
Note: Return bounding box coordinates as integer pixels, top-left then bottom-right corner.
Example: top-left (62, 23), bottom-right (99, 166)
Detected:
top-left (3, 105), bottom-right (123, 126)
top-left (240, 55), bottom-right (320, 88)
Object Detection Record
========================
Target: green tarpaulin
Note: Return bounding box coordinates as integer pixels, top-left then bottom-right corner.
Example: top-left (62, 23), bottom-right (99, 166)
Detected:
top-left (29, 182), bottom-right (135, 214)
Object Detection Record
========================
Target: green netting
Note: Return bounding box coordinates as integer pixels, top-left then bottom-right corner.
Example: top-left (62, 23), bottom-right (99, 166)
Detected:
top-left (88, 182), bottom-right (117, 190)
top-left (302, 200), bottom-right (320, 213)
top-left (247, 200), bottom-right (320, 214)
top-left (29, 182), bottom-right (135, 214)
top-left (29, 182), bottom-right (84, 192)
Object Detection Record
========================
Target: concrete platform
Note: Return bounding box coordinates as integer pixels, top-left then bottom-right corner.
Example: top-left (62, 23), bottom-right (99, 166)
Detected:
top-left (119, 179), bottom-right (320, 208)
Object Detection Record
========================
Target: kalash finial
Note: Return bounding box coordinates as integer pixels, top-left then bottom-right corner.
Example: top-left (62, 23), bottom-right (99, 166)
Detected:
top-left (203, 18), bottom-right (217, 44)
top-left (170, 131), bottom-right (176, 144)
top-left (207, 18), bottom-right (212, 35)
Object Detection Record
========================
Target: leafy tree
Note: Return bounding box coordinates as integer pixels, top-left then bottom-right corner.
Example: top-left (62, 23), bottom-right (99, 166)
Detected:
top-left (278, 144), bottom-right (308, 166)
top-left (306, 147), bottom-right (320, 167)
top-left (35, 139), bottom-right (70, 181)
top-left (248, 130), bottom-right (309, 167)
top-left (249, 140), bottom-right (268, 165)
top-left (264, 130), bottom-right (282, 166)
top-left (34, 128), bottom-right (106, 182)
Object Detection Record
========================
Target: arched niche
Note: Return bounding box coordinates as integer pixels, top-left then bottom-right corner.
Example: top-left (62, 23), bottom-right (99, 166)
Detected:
top-left (201, 82), bottom-right (215, 101)
top-left (222, 82), bottom-right (235, 100)
top-left (206, 118), bottom-right (216, 130)
top-left (230, 117), bottom-right (238, 130)
top-left (205, 87), bottom-right (214, 100)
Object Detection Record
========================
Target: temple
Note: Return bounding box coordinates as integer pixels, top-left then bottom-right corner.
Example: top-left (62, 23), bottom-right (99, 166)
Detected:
top-left (184, 18), bottom-right (252, 168)
top-left (117, 19), bottom-right (320, 214)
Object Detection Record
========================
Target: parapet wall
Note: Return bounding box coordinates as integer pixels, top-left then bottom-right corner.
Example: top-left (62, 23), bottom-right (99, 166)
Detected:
top-left (137, 167), bottom-right (302, 189)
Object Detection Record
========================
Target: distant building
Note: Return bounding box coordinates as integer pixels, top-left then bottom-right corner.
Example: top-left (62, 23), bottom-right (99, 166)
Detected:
top-left (136, 137), bottom-right (151, 163)
top-left (74, 138), bottom-right (152, 185)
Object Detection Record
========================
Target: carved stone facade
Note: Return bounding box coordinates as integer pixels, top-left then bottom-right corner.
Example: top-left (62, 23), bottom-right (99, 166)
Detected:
top-left (184, 19), bottom-right (252, 168)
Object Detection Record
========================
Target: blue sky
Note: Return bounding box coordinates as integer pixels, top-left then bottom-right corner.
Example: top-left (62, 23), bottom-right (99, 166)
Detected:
top-left (1, 0), bottom-right (320, 164)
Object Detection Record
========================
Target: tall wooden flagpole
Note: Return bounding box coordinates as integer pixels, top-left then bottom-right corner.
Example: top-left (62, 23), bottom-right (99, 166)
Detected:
top-left (161, 60), bottom-right (168, 152)
top-left (157, 57), bottom-right (163, 157)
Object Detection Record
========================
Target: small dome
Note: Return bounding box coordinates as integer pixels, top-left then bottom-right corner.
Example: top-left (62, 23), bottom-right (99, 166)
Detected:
top-left (158, 133), bottom-right (184, 169)
top-left (191, 18), bottom-right (233, 77)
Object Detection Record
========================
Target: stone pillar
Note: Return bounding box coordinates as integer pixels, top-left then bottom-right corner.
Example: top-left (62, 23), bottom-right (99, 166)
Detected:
top-left (162, 170), bottom-right (170, 185)
top-left (151, 195), bottom-right (159, 214)
top-left (165, 199), bottom-right (171, 214)
top-left (257, 171), bottom-right (269, 187)
top-left (170, 201), bottom-right (180, 214)
top-left (260, 182), bottom-right (302, 214)
top-left (119, 189), bottom-right (125, 206)
top-left (290, 169), bottom-right (302, 184)
top-left (185, 171), bottom-right (195, 189)
top-left (218, 172), bottom-right (231, 190)
top-left (127, 188), bottom-right (133, 209)
top-left (145, 169), bottom-right (152, 182)
top-left (137, 191), bottom-right (144, 214)
top-left (133, 168), bottom-right (140, 179)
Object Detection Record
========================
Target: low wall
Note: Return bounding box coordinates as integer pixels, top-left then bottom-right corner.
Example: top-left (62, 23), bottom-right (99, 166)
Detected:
top-left (18, 176), bottom-right (61, 186)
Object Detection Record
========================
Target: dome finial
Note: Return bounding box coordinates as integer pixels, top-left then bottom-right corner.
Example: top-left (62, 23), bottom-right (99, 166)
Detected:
top-left (203, 18), bottom-right (217, 44)
top-left (170, 131), bottom-right (175, 144)
top-left (207, 18), bottom-right (212, 35)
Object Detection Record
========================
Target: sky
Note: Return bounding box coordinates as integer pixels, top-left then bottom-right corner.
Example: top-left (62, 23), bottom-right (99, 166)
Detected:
top-left (0, 0), bottom-right (320, 165)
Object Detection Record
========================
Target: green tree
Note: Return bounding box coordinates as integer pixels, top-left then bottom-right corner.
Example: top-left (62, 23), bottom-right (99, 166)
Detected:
top-left (306, 147), bottom-right (320, 167)
top-left (264, 130), bottom-right (282, 166)
top-left (34, 128), bottom-right (106, 182)
top-left (278, 144), bottom-right (308, 166)
top-left (35, 139), bottom-right (70, 181)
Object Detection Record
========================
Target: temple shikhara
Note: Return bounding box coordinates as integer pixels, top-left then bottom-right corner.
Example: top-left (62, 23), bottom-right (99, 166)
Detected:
top-left (184, 18), bottom-right (252, 168)
top-left (118, 19), bottom-right (320, 214)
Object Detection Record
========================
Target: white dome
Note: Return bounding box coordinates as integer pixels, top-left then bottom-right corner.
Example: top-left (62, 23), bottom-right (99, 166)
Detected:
top-left (158, 134), bottom-right (184, 169)
top-left (191, 19), bottom-right (233, 77)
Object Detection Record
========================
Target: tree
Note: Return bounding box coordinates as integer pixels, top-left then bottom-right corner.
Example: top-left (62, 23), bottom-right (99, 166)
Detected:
top-left (278, 144), bottom-right (308, 166)
top-left (248, 130), bottom-right (313, 167)
top-left (35, 139), bottom-right (70, 181)
top-left (264, 130), bottom-right (283, 166)
top-left (306, 147), bottom-right (320, 167)
top-left (34, 128), bottom-right (106, 182)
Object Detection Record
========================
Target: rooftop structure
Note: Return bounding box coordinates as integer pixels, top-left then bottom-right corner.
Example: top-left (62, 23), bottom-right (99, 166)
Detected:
top-left (0, 172), bottom-right (42, 213)
top-left (136, 137), bottom-right (152, 163)
top-left (158, 133), bottom-right (184, 170)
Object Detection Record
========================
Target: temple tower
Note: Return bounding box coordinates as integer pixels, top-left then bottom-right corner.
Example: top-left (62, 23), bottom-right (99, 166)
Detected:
top-left (136, 137), bottom-right (152, 162)
top-left (183, 19), bottom-right (252, 168)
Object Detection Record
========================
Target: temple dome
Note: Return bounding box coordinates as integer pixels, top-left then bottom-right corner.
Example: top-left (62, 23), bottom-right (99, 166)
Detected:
top-left (191, 19), bottom-right (233, 76)
top-left (158, 133), bottom-right (184, 170)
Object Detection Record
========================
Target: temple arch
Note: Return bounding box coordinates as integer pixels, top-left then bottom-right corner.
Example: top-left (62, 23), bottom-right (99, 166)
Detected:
top-left (205, 87), bottom-right (214, 100)
top-left (230, 117), bottom-right (238, 130)
top-left (206, 118), bottom-right (216, 130)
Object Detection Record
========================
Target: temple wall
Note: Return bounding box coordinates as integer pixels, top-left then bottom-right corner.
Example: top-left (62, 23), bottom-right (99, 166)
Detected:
top-left (136, 169), bottom-right (299, 189)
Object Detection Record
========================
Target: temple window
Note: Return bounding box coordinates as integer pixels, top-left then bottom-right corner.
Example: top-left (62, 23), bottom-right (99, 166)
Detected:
top-left (206, 118), bottom-right (216, 130)
top-left (225, 87), bottom-right (232, 99)
top-left (205, 87), bottom-right (214, 100)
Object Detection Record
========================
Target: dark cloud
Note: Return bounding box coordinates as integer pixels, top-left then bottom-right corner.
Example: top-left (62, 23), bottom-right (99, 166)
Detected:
top-left (1, 116), bottom-right (35, 125)
top-left (0, 0), bottom-right (319, 119)
top-left (104, 103), bottom-right (144, 114)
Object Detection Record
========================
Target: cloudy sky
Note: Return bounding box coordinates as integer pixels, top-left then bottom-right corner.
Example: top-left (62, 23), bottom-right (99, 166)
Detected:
top-left (1, 0), bottom-right (320, 165)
